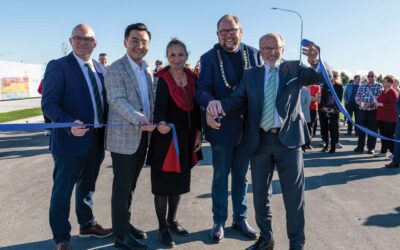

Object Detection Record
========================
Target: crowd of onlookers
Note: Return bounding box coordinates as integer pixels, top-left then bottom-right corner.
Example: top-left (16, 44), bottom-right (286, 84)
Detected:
top-left (300, 70), bottom-right (400, 168)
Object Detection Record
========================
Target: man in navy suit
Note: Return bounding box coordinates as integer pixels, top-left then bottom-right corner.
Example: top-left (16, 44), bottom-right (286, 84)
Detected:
top-left (196, 14), bottom-right (262, 243)
top-left (42, 24), bottom-right (112, 250)
top-left (208, 33), bottom-right (321, 250)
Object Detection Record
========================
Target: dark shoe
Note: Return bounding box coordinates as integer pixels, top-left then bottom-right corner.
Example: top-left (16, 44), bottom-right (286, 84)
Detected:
top-left (321, 144), bottom-right (329, 152)
top-left (232, 220), bottom-right (259, 240)
top-left (354, 147), bottom-right (364, 152)
top-left (289, 247), bottom-right (304, 250)
top-left (158, 228), bottom-right (175, 248)
top-left (210, 224), bottom-right (224, 243)
top-left (55, 241), bottom-right (71, 250)
top-left (115, 234), bottom-right (148, 250)
top-left (301, 146), bottom-right (306, 153)
top-left (79, 222), bottom-right (112, 238)
top-left (245, 237), bottom-right (274, 250)
top-left (367, 149), bottom-right (375, 155)
top-left (385, 162), bottom-right (400, 168)
top-left (130, 224), bottom-right (147, 240)
top-left (306, 145), bottom-right (313, 150)
top-left (168, 220), bottom-right (189, 236)
top-left (328, 147), bottom-right (336, 153)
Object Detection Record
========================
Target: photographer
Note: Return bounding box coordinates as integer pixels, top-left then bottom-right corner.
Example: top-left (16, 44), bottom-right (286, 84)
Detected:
top-left (319, 71), bottom-right (343, 153)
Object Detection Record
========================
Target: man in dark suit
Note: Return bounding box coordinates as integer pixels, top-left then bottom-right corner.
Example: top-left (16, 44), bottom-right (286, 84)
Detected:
top-left (42, 24), bottom-right (112, 250)
top-left (208, 33), bottom-right (321, 250)
top-left (196, 14), bottom-right (262, 243)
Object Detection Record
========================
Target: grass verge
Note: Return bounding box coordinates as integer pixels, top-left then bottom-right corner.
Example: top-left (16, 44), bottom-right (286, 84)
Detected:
top-left (0, 108), bottom-right (42, 123)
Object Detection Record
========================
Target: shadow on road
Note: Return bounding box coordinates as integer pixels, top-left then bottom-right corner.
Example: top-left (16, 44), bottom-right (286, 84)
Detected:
top-left (0, 227), bottom-right (255, 250)
top-left (0, 131), bottom-right (49, 159)
top-left (363, 206), bottom-right (400, 228)
top-left (0, 236), bottom-right (115, 250)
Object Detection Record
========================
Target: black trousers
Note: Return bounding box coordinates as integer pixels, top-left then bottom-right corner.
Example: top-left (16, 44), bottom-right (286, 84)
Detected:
top-left (310, 110), bottom-right (318, 137)
top-left (319, 111), bottom-right (339, 147)
top-left (111, 132), bottom-right (148, 239)
top-left (357, 110), bottom-right (377, 150)
top-left (377, 121), bottom-right (396, 154)
top-left (345, 103), bottom-right (359, 135)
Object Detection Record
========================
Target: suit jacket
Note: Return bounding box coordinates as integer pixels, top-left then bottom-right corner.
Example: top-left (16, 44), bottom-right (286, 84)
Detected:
top-left (221, 60), bottom-right (322, 153)
top-left (104, 55), bottom-right (155, 155)
top-left (41, 53), bottom-right (108, 157)
top-left (196, 43), bottom-right (262, 147)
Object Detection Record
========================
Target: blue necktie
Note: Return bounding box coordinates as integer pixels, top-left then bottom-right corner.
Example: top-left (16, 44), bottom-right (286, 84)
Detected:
top-left (260, 67), bottom-right (277, 131)
top-left (84, 63), bottom-right (103, 123)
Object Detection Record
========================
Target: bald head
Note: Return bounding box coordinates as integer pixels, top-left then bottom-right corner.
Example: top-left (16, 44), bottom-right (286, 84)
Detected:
top-left (69, 24), bottom-right (97, 61)
top-left (71, 24), bottom-right (95, 38)
top-left (259, 33), bottom-right (285, 67)
top-left (259, 33), bottom-right (285, 48)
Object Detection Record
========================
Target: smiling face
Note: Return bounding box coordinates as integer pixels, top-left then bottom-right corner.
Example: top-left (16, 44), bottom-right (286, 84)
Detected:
top-left (124, 29), bottom-right (150, 64)
top-left (69, 24), bottom-right (97, 61)
top-left (167, 44), bottom-right (188, 71)
top-left (217, 17), bottom-right (243, 52)
top-left (259, 34), bottom-right (284, 67)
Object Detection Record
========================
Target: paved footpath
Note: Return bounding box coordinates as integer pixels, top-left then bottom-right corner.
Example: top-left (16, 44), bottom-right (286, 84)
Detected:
top-left (1, 117), bottom-right (400, 249)
top-left (0, 98), bottom-right (41, 113)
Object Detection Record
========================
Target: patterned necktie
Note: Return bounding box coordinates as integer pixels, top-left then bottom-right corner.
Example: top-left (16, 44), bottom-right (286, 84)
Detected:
top-left (84, 63), bottom-right (104, 123)
top-left (260, 67), bottom-right (277, 131)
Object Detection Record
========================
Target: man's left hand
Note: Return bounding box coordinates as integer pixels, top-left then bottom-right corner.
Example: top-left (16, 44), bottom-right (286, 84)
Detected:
top-left (302, 43), bottom-right (319, 66)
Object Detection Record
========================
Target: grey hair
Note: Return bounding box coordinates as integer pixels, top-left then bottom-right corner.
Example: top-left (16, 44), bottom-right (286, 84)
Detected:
top-left (259, 33), bottom-right (285, 48)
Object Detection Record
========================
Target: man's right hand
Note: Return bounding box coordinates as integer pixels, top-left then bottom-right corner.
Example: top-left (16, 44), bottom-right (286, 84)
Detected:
top-left (140, 120), bottom-right (157, 132)
top-left (206, 112), bottom-right (221, 130)
top-left (207, 100), bottom-right (225, 117)
top-left (71, 120), bottom-right (89, 137)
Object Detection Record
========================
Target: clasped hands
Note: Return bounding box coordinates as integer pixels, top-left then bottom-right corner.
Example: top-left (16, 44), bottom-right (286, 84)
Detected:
top-left (206, 100), bottom-right (225, 130)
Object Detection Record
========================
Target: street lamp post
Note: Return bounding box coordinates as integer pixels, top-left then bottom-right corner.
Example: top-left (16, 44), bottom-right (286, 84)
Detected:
top-left (271, 7), bottom-right (303, 62)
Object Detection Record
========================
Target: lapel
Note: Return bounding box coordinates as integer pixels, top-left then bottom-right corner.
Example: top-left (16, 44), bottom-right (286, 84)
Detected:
top-left (121, 55), bottom-right (143, 105)
top-left (67, 53), bottom-right (92, 100)
top-left (277, 61), bottom-right (289, 97)
top-left (256, 66), bottom-right (266, 108)
top-left (144, 68), bottom-right (154, 113)
top-left (93, 61), bottom-right (104, 85)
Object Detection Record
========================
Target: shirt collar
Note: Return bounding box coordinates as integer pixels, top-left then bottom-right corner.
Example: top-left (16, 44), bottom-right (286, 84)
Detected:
top-left (264, 63), bottom-right (280, 72)
top-left (127, 54), bottom-right (148, 71)
top-left (73, 52), bottom-right (93, 68)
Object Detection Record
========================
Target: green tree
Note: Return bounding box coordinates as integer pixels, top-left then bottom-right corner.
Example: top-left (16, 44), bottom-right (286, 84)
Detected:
top-left (340, 71), bottom-right (350, 85)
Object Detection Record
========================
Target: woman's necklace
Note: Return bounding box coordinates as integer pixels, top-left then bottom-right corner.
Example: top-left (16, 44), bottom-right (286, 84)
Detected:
top-left (170, 70), bottom-right (187, 88)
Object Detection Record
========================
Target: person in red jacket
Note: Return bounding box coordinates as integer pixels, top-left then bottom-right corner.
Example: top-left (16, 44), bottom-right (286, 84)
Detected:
top-left (375, 75), bottom-right (399, 158)
top-left (37, 80), bottom-right (52, 136)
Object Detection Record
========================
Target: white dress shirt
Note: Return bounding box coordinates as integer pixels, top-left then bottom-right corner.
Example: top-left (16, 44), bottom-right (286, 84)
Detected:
top-left (127, 55), bottom-right (151, 120)
top-left (73, 53), bottom-right (104, 126)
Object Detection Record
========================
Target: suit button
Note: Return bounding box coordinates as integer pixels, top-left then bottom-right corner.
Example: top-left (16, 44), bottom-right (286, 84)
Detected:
top-left (240, 115), bottom-right (244, 119)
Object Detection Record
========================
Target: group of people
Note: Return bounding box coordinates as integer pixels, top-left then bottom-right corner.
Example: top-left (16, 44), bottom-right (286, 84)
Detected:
top-left (302, 69), bottom-right (400, 168)
top-left (42, 13), bottom-right (325, 250)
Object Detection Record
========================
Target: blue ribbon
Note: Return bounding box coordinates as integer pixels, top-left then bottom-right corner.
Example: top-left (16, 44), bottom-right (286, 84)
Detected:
top-left (302, 39), bottom-right (400, 143)
top-left (0, 122), bottom-right (180, 157)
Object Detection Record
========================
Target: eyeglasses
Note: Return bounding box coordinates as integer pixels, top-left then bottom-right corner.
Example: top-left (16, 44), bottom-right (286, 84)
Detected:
top-left (71, 36), bottom-right (95, 43)
top-left (129, 38), bottom-right (150, 47)
top-left (261, 46), bottom-right (283, 53)
top-left (367, 75), bottom-right (375, 77)
top-left (218, 28), bottom-right (240, 36)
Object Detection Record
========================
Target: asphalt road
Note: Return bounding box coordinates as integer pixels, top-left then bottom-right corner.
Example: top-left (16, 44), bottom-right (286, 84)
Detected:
top-left (1, 126), bottom-right (400, 250)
